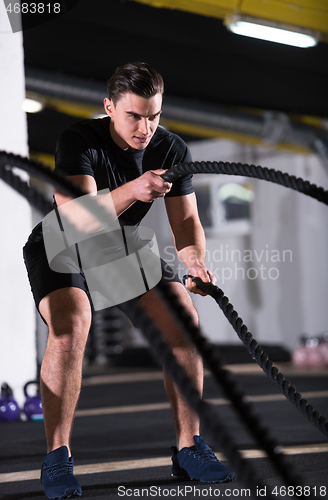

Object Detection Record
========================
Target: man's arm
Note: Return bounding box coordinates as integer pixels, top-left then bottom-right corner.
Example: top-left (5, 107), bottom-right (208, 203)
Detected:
top-left (54, 174), bottom-right (97, 206)
top-left (55, 171), bottom-right (172, 209)
top-left (165, 193), bottom-right (215, 296)
top-left (54, 171), bottom-right (172, 233)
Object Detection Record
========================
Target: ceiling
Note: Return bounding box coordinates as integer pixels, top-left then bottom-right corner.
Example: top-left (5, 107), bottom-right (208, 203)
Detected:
top-left (22, 0), bottom-right (328, 163)
top-left (136, 0), bottom-right (328, 38)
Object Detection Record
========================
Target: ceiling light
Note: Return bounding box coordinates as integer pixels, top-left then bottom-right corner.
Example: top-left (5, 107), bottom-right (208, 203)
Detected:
top-left (225, 15), bottom-right (320, 48)
top-left (22, 97), bottom-right (44, 113)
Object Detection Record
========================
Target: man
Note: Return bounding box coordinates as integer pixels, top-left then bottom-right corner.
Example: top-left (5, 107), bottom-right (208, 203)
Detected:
top-left (23, 62), bottom-right (236, 499)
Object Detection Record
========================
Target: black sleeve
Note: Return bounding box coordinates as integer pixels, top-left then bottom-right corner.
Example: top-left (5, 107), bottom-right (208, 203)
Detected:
top-left (54, 127), bottom-right (96, 177)
top-left (165, 140), bottom-right (194, 198)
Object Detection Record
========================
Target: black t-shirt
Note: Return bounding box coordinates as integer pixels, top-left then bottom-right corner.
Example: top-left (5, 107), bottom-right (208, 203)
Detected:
top-left (54, 117), bottom-right (193, 226)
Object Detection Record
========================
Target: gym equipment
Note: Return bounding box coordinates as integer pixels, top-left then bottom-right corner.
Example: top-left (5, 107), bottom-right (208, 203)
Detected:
top-left (0, 383), bottom-right (20, 422)
top-left (23, 380), bottom-right (43, 421)
top-left (292, 332), bottom-right (328, 368)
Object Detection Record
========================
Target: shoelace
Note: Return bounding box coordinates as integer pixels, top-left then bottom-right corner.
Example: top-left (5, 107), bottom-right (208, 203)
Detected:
top-left (43, 461), bottom-right (74, 480)
top-left (187, 448), bottom-right (220, 464)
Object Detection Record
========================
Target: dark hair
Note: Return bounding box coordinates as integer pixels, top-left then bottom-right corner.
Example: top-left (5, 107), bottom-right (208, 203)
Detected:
top-left (107, 62), bottom-right (164, 105)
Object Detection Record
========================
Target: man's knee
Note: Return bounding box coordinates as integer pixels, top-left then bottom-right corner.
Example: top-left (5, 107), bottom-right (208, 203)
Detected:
top-left (48, 312), bottom-right (91, 355)
top-left (52, 308), bottom-right (91, 336)
top-left (138, 282), bottom-right (199, 348)
top-left (168, 282), bottom-right (199, 327)
top-left (40, 288), bottom-right (92, 347)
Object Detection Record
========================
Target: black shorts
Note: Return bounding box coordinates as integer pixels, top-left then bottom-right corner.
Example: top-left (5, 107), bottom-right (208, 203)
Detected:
top-left (23, 222), bottom-right (181, 325)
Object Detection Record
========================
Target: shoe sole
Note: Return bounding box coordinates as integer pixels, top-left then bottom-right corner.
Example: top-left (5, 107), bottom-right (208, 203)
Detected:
top-left (172, 471), bottom-right (237, 484)
top-left (48, 489), bottom-right (82, 499)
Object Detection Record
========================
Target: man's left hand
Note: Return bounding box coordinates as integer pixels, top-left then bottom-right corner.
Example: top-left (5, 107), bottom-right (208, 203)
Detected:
top-left (184, 265), bottom-right (216, 296)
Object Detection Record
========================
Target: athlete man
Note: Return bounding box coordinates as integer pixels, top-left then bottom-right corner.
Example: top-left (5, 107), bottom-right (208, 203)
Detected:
top-left (23, 62), bottom-right (236, 499)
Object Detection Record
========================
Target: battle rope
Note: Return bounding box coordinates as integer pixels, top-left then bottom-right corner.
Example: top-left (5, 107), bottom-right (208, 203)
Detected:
top-left (0, 160), bottom-right (288, 498)
top-left (0, 161), bottom-right (54, 215)
top-left (163, 160), bottom-right (328, 437)
top-left (162, 161), bottom-right (328, 206)
top-left (0, 151), bottom-right (322, 496)
top-left (185, 276), bottom-right (328, 438)
top-left (0, 151), bottom-right (91, 200)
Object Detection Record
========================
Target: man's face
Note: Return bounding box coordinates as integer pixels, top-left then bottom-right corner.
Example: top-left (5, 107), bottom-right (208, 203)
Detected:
top-left (104, 92), bottom-right (162, 152)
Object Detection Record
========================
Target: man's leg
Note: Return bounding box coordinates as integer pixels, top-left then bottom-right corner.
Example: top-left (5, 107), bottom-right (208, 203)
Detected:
top-left (39, 286), bottom-right (92, 455)
top-left (139, 282), bottom-right (236, 484)
top-left (139, 281), bottom-right (203, 450)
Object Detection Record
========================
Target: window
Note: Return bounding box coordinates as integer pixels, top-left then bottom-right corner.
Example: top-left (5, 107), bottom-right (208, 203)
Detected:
top-left (194, 177), bottom-right (254, 236)
top-left (217, 182), bottom-right (254, 222)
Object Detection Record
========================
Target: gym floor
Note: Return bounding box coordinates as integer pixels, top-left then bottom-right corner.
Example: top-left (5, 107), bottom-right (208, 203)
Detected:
top-left (1, 349), bottom-right (327, 500)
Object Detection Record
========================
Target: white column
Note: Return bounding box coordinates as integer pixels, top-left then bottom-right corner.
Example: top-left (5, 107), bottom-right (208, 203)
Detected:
top-left (0, 7), bottom-right (36, 407)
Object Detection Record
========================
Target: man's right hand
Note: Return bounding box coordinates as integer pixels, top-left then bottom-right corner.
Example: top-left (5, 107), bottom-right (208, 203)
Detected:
top-left (132, 169), bottom-right (172, 202)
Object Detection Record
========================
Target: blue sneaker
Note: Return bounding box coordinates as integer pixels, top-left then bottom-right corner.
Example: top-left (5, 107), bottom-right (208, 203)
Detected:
top-left (171, 436), bottom-right (236, 483)
top-left (41, 446), bottom-right (82, 499)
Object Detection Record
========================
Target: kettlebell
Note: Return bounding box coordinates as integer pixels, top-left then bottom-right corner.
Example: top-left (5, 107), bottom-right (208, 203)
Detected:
top-left (24, 380), bottom-right (43, 421)
top-left (0, 383), bottom-right (20, 422)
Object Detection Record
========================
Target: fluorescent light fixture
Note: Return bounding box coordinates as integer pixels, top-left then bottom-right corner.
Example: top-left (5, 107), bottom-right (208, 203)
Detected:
top-left (22, 96), bottom-right (44, 113)
top-left (225, 15), bottom-right (320, 48)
